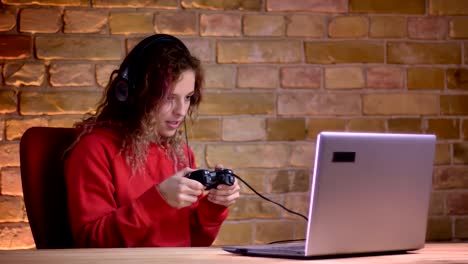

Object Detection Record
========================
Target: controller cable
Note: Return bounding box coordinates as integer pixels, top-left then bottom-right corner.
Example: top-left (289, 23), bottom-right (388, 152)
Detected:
top-left (183, 118), bottom-right (308, 222)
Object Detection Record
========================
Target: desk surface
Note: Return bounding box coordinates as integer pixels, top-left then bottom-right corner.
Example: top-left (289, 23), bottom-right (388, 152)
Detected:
top-left (0, 243), bottom-right (467, 264)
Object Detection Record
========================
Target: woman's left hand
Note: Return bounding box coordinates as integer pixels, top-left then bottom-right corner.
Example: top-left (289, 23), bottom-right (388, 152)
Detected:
top-left (207, 180), bottom-right (240, 207)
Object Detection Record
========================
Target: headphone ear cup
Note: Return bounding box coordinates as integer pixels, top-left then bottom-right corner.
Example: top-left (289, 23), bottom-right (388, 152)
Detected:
top-left (114, 78), bottom-right (129, 102)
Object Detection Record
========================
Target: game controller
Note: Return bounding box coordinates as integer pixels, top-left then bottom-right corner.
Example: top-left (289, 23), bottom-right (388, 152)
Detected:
top-left (187, 169), bottom-right (236, 190)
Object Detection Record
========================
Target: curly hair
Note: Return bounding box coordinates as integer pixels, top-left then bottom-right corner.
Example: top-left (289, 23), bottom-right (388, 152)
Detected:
top-left (72, 35), bottom-right (203, 175)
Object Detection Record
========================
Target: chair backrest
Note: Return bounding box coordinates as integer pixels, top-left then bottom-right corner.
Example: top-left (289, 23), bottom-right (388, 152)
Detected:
top-left (20, 127), bottom-right (79, 249)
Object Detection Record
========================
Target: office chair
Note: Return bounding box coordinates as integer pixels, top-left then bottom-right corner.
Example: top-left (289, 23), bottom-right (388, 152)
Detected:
top-left (20, 127), bottom-right (78, 249)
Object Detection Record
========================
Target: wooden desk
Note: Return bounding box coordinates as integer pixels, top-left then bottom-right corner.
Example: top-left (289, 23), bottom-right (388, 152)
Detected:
top-left (0, 243), bottom-right (466, 264)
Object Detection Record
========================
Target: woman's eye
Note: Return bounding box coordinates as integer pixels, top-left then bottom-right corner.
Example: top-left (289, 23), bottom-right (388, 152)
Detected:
top-left (185, 95), bottom-right (193, 101)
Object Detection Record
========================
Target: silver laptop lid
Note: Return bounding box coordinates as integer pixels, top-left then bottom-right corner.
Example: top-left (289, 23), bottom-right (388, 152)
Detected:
top-left (305, 132), bottom-right (436, 256)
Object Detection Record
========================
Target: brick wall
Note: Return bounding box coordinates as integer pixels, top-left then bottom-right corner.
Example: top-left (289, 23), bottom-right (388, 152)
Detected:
top-left (1, 0), bottom-right (468, 249)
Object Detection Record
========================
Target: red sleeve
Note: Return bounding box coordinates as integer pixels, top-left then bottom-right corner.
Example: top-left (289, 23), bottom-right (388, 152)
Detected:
top-left (189, 196), bottom-right (229, 246)
top-left (64, 134), bottom-right (173, 248)
top-left (185, 148), bottom-right (229, 246)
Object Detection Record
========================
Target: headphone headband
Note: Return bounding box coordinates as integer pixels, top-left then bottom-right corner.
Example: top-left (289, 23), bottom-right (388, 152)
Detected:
top-left (114, 34), bottom-right (190, 102)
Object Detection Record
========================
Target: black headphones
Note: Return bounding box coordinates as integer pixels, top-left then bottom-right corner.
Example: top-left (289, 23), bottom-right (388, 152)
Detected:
top-left (113, 34), bottom-right (191, 102)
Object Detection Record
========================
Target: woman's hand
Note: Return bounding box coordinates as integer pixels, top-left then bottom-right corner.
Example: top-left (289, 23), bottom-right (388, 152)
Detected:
top-left (207, 164), bottom-right (240, 207)
top-left (156, 167), bottom-right (204, 209)
top-left (207, 181), bottom-right (240, 207)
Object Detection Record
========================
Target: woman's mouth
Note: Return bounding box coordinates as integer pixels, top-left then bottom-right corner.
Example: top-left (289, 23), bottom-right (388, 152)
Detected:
top-left (166, 120), bottom-right (180, 130)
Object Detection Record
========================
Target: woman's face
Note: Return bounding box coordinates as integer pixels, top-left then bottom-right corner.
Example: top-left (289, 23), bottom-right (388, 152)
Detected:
top-left (156, 70), bottom-right (195, 138)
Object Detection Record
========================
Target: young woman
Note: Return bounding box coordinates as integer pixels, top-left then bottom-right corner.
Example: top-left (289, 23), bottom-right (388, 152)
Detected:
top-left (64, 34), bottom-right (240, 248)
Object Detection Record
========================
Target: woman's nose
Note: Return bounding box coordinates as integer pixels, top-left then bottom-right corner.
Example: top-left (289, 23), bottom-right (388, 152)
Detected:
top-left (173, 99), bottom-right (188, 116)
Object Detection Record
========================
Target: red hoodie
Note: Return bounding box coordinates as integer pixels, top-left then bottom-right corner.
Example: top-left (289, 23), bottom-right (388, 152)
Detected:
top-left (64, 128), bottom-right (228, 248)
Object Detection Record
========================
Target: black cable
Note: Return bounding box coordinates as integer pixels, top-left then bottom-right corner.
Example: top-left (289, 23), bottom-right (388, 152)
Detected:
top-left (183, 117), bottom-right (192, 168)
top-left (233, 174), bottom-right (309, 222)
top-left (183, 118), bottom-right (308, 222)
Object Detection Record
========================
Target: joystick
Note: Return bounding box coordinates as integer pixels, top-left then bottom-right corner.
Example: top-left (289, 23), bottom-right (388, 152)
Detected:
top-left (187, 169), bottom-right (236, 190)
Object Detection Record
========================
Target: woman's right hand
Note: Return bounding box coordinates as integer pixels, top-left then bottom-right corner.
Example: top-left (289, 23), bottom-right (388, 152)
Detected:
top-left (156, 167), bottom-right (205, 209)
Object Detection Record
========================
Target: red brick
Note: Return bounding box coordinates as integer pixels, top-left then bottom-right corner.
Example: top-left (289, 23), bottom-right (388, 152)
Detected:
top-left (286, 15), bottom-right (325, 37)
top-left (426, 118), bottom-right (460, 140)
top-left (254, 220), bottom-right (295, 244)
top-left (447, 68), bottom-right (468, 90)
top-left (407, 68), bottom-right (445, 90)
top-left (270, 169), bottom-right (309, 193)
top-left (388, 42), bottom-right (461, 64)
top-left (348, 118), bottom-right (386, 132)
top-left (279, 93), bottom-right (361, 116)
top-left (283, 193), bottom-right (309, 220)
top-left (64, 10), bottom-right (108, 34)
top-left (6, 118), bottom-right (48, 141)
top-left (325, 67), bottom-right (364, 89)
top-left (281, 67), bottom-right (321, 89)
top-left (329, 16), bottom-right (368, 38)
top-left (0, 143), bottom-right (19, 167)
top-left (0, 223), bottom-right (35, 249)
top-left (182, 38), bottom-right (214, 62)
top-left (184, 118), bottom-right (220, 141)
top-left (200, 14), bottom-right (241, 37)
top-left (350, 0), bottom-right (425, 14)
top-left (453, 143), bottom-right (468, 165)
top-left (430, 0), bottom-right (468, 15)
top-left (266, 118), bottom-right (306, 141)
top-left (4, 63), bottom-right (45, 87)
top-left (213, 222), bottom-right (252, 246)
top-left (19, 8), bottom-right (61, 33)
top-left (49, 64), bottom-right (94, 87)
top-left (363, 94), bottom-right (439, 115)
top-left (204, 64), bottom-right (235, 89)
top-left (426, 217), bottom-right (452, 241)
top-left (0, 91), bottom-right (17, 114)
top-left (305, 41), bottom-right (384, 64)
top-left (36, 36), bottom-right (121, 60)
top-left (408, 17), bottom-right (447, 40)
top-left (441, 95), bottom-right (468, 115)
top-left (155, 12), bottom-right (197, 35)
top-left (433, 167), bottom-right (468, 190)
top-left (267, 0), bottom-right (347, 13)
top-left (370, 16), bottom-right (407, 38)
top-left (238, 66), bottom-right (277, 89)
top-left (20, 91), bottom-right (101, 115)
top-left (0, 35), bottom-right (31, 60)
top-left (181, 0), bottom-right (262, 11)
top-left (387, 118), bottom-right (422, 133)
top-left (290, 143), bottom-right (315, 167)
top-left (110, 12), bottom-right (153, 35)
top-left (206, 144), bottom-right (289, 168)
top-left (199, 93), bottom-right (274, 116)
top-left (0, 196), bottom-right (23, 222)
top-left (0, 12), bottom-right (16, 32)
top-left (307, 118), bottom-right (347, 139)
top-left (0, 121), bottom-right (3, 141)
top-left (367, 66), bottom-right (404, 89)
top-left (0, 168), bottom-right (22, 196)
top-left (454, 218), bottom-right (468, 239)
top-left (428, 192), bottom-right (444, 216)
top-left (434, 143), bottom-right (451, 165)
top-left (233, 169), bottom-right (269, 195)
top-left (48, 116), bottom-right (82, 128)
top-left (450, 18), bottom-right (468, 39)
top-left (94, 0), bottom-right (177, 8)
top-left (3, 0), bottom-right (87, 6)
top-left (223, 117), bottom-right (265, 141)
top-left (218, 40), bottom-right (302, 63)
top-left (96, 63), bottom-right (119, 88)
top-left (447, 192), bottom-right (468, 215)
top-left (244, 15), bottom-right (285, 36)
top-left (228, 196), bottom-right (282, 220)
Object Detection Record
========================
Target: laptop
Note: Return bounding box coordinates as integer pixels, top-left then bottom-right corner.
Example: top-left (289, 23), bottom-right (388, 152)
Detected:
top-left (223, 131), bottom-right (436, 258)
